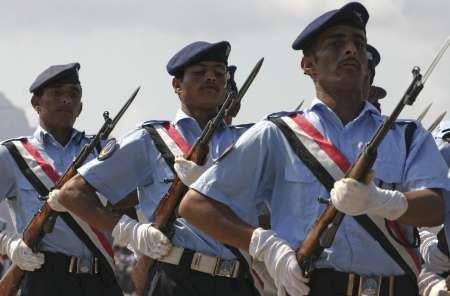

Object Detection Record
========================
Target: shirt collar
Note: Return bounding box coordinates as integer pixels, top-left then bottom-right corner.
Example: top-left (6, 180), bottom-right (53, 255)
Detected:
top-left (309, 98), bottom-right (380, 127)
top-left (172, 108), bottom-right (228, 129)
top-left (33, 125), bottom-right (84, 147)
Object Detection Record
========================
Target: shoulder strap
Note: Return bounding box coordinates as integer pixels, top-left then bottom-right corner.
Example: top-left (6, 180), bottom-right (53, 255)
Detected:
top-left (142, 124), bottom-right (176, 173)
top-left (269, 115), bottom-right (419, 282)
top-left (404, 122), bottom-right (417, 158)
top-left (2, 139), bottom-right (116, 277)
top-left (2, 141), bottom-right (49, 196)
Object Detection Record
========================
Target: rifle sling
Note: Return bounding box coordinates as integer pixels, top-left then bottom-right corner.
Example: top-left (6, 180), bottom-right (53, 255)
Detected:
top-left (269, 116), bottom-right (417, 283)
top-left (2, 140), bottom-right (115, 278)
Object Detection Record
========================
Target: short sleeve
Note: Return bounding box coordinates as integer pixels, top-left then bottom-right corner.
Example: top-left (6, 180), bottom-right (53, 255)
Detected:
top-left (78, 128), bottom-right (154, 204)
top-left (0, 145), bottom-right (16, 201)
top-left (191, 121), bottom-right (279, 225)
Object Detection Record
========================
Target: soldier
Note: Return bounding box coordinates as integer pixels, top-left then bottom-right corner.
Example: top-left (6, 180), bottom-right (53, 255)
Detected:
top-left (365, 44), bottom-right (387, 112)
top-left (418, 121), bottom-right (450, 296)
top-left (178, 2), bottom-right (449, 296)
top-left (50, 41), bottom-right (259, 296)
top-left (0, 63), bottom-right (122, 295)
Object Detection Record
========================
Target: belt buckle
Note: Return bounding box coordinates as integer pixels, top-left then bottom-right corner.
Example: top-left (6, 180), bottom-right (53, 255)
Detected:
top-left (214, 259), bottom-right (239, 278)
top-left (358, 276), bottom-right (381, 296)
top-left (76, 257), bottom-right (93, 274)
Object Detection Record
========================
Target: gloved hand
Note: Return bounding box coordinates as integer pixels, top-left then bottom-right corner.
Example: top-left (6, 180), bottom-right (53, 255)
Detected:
top-left (47, 189), bottom-right (67, 212)
top-left (421, 234), bottom-right (450, 274)
top-left (331, 178), bottom-right (408, 220)
top-left (0, 232), bottom-right (45, 271)
top-left (174, 154), bottom-right (213, 186)
top-left (430, 279), bottom-right (449, 296)
top-left (112, 215), bottom-right (172, 260)
top-left (249, 227), bottom-right (309, 296)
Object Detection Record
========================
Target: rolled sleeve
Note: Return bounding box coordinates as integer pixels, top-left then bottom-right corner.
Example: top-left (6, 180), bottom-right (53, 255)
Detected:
top-left (78, 128), bottom-right (153, 204)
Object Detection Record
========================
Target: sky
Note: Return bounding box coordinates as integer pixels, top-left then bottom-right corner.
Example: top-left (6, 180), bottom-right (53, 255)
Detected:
top-left (0, 0), bottom-right (449, 139)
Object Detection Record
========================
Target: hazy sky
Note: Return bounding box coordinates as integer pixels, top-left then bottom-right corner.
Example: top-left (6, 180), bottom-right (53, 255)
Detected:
top-left (0, 0), bottom-right (449, 138)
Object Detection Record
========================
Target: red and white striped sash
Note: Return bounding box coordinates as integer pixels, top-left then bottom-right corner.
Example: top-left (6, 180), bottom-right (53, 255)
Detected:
top-left (9, 139), bottom-right (115, 269)
top-left (277, 114), bottom-right (421, 275)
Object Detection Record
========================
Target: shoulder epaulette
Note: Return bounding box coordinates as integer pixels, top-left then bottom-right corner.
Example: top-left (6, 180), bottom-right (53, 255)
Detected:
top-left (266, 110), bottom-right (303, 119)
top-left (140, 120), bottom-right (170, 128)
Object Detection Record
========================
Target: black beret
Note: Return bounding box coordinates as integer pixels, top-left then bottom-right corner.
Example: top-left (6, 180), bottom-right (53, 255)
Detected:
top-left (167, 41), bottom-right (231, 76)
top-left (367, 44), bottom-right (381, 68)
top-left (227, 65), bottom-right (238, 93)
top-left (292, 2), bottom-right (369, 50)
top-left (30, 62), bottom-right (80, 94)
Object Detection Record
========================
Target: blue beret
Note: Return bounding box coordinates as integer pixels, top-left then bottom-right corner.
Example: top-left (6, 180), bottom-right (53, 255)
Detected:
top-left (167, 41), bottom-right (231, 76)
top-left (30, 62), bottom-right (80, 93)
top-left (292, 2), bottom-right (369, 50)
top-left (227, 65), bottom-right (238, 93)
top-left (228, 65), bottom-right (237, 77)
top-left (367, 44), bottom-right (381, 68)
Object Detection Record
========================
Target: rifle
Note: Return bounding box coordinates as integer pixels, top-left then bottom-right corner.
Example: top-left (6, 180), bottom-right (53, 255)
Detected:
top-left (417, 102), bottom-right (433, 122)
top-left (428, 111), bottom-right (447, 133)
top-left (0, 87), bottom-right (140, 295)
top-left (130, 58), bottom-right (264, 296)
top-left (296, 38), bottom-right (450, 275)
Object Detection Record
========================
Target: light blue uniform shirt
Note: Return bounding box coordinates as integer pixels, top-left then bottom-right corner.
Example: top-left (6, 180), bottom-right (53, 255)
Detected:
top-left (192, 99), bottom-right (450, 276)
top-left (0, 126), bottom-right (100, 258)
top-left (79, 109), bottom-right (245, 259)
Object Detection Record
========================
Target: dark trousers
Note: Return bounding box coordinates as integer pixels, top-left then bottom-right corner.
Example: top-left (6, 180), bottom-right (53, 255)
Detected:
top-left (20, 252), bottom-right (123, 296)
top-left (308, 269), bottom-right (419, 296)
top-left (147, 261), bottom-right (259, 296)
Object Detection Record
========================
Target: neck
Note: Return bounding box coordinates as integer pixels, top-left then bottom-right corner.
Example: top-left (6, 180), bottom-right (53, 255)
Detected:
top-left (315, 84), bottom-right (364, 125)
top-left (39, 120), bottom-right (73, 146)
top-left (181, 105), bottom-right (218, 130)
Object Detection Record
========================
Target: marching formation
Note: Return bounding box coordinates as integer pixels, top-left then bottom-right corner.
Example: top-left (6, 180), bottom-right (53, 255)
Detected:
top-left (0, 2), bottom-right (449, 296)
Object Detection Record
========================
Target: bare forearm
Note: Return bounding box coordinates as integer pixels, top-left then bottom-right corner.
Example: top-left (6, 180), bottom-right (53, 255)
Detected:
top-left (399, 189), bottom-right (443, 227)
top-left (179, 189), bottom-right (255, 251)
top-left (58, 174), bottom-right (122, 233)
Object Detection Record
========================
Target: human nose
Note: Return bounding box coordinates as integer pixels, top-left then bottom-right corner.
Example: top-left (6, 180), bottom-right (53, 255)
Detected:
top-left (343, 40), bottom-right (358, 56)
top-left (205, 69), bottom-right (217, 82)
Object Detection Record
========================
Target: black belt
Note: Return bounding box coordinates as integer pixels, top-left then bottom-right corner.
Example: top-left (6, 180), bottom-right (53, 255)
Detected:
top-left (41, 252), bottom-right (101, 275)
top-left (309, 269), bottom-right (418, 296)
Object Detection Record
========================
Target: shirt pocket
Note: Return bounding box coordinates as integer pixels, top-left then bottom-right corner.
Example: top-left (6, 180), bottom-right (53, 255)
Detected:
top-left (283, 161), bottom-right (320, 219)
top-left (373, 160), bottom-right (403, 189)
top-left (284, 160), bottom-right (316, 183)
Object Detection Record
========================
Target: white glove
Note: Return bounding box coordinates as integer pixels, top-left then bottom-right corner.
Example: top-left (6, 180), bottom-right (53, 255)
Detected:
top-left (430, 279), bottom-right (449, 296)
top-left (249, 227), bottom-right (309, 296)
top-left (174, 154), bottom-right (213, 186)
top-left (112, 215), bottom-right (172, 260)
top-left (331, 178), bottom-right (408, 220)
top-left (421, 234), bottom-right (450, 274)
top-left (47, 189), bottom-right (67, 212)
top-left (0, 232), bottom-right (44, 271)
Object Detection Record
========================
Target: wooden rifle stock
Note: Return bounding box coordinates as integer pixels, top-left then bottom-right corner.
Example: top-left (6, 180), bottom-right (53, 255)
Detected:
top-left (295, 37), bottom-right (450, 275)
top-left (131, 58), bottom-right (264, 296)
top-left (0, 87), bottom-right (139, 295)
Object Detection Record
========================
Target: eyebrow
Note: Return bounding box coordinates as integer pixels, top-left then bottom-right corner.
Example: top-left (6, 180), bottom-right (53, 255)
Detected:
top-left (326, 32), bottom-right (367, 42)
